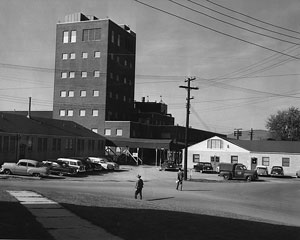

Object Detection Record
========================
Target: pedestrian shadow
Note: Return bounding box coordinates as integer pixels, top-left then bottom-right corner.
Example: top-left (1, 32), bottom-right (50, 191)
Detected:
top-left (147, 197), bottom-right (175, 201)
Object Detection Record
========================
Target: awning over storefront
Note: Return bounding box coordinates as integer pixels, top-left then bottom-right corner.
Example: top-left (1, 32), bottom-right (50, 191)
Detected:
top-left (105, 136), bottom-right (177, 150)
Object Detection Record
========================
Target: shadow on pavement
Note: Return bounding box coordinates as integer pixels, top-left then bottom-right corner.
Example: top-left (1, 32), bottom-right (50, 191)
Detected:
top-left (0, 201), bottom-right (54, 240)
top-left (147, 197), bottom-right (175, 201)
top-left (62, 203), bottom-right (300, 240)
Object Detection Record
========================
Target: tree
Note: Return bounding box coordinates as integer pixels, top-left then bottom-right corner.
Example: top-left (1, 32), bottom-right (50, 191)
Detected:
top-left (266, 107), bottom-right (300, 141)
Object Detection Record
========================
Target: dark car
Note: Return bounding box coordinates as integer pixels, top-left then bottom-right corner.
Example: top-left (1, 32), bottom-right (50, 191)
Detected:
top-left (160, 161), bottom-right (179, 171)
top-left (43, 160), bottom-right (77, 176)
top-left (194, 162), bottom-right (213, 173)
top-left (73, 157), bottom-right (103, 172)
top-left (270, 166), bottom-right (284, 176)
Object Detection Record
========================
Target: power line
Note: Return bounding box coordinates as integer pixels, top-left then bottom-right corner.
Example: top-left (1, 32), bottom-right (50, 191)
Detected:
top-left (204, 0), bottom-right (300, 35)
top-left (168, 0), bottom-right (300, 45)
top-left (186, 0), bottom-right (300, 40)
top-left (134, 0), bottom-right (300, 59)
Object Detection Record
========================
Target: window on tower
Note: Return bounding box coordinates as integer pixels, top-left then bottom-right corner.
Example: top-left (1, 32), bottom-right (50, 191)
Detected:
top-left (71, 31), bottom-right (76, 43)
top-left (61, 72), bottom-right (67, 79)
top-left (69, 72), bottom-right (75, 78)
top-left (82, 28), bottom-right (101, 41)
top-left (82, 52), bottom-right (88, 59)
top-left (67, 110), bottom-right (74, 116)
top-left (93, 90), bottom-right (99, 97)
top-left (94, 51), bottom-right (101, 58)
top-left (60, 91), bottom-right (67, 97)
top-left (63, 31), bottom-right (69, 43)
top-left (94, 71), bottom-right (100, 77)
top-left (79, 110), bottom-right (86, 117)
top-left (70, 53), bottom-right (76, 59)
top-left (68, 91), bottom-right (74, 97)
top-left (80, 90), bottom-right (86, 97)
top-left (92, 109), bottom-right (99, 116)
top-left (59, 110), bottom-right (66, 116)
top-left (81, 71), bottom-right (87, 78)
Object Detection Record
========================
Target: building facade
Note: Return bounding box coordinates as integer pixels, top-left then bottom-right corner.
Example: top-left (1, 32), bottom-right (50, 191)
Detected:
top-left (185, 136), bottom-right (300, 176)
top-left (0, 112), bottom-right (105, 164)
top-left (53, 13), bottom-right (136, 134)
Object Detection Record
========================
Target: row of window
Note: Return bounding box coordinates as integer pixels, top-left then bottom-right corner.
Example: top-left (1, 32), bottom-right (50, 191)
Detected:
top-left (61, 71), bottom-right (100, 79)
top-left (59, 90), bottom-right (131, 103)
top-left (59, 109), bottom-right (99, 117)
top-left (38, 138), bottom-right (103, 152)
top-left (0, 135), bottom-right (103, 153)
top-left (62, 51), bottom-right (101, 60)
top-left (63, 29), bottom-right (121, 46)
top-left (110, 53), bottom-right (133, 69)
top-left (0, 136), bottom-right (16, 153)
top-left (192, 154), bottom-right (290, 167)
top-left (60, 90), bottom-right (99, 98)
top-left (104, 128), bottom-right (123, 136)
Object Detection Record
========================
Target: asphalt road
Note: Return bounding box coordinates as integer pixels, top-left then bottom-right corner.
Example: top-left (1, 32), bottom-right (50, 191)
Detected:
top-left (1, 166), bottom-right (300, 227)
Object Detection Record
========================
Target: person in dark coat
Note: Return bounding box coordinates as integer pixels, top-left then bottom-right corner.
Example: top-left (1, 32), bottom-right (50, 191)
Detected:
top-left (176, 168), bottom-right (184, 191)
top-left (135, 174), bottom-right (144, 199)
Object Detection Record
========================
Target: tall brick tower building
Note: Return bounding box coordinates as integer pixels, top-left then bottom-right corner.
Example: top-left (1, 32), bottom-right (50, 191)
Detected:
top-left (53, 13), bottom-right (136, 134)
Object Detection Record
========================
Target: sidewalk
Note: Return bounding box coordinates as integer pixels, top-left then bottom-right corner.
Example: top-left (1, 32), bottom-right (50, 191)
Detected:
top-left (7, 190), bottom-right (122, 240)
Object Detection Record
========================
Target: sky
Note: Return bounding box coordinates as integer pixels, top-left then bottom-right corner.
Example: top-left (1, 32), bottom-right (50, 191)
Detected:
top-left (0, 0), bottom-right (300, 134)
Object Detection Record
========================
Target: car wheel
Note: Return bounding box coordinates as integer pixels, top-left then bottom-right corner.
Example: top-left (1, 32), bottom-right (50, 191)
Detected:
top-left (246, 176), bottom-right (252, 182)
top-left (223, 174), bottom-right (230, 180)
top-left (32, 173), bottom-right (40, 177)
top-left (4, 169), bottom-right (11, 175)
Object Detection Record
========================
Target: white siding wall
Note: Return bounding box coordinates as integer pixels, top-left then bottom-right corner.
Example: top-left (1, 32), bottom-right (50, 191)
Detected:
top-left (251, 153), bottom-right (300, 176)
top-left (185, 136), bottom-right (300, 176)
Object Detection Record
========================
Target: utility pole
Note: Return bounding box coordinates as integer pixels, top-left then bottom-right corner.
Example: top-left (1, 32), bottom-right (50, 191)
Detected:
top-left (249, 128), bottom-right (254, 140)
top-left (179, 77), bottom-right (199, 180)
top-left (234, 128), bottom-right (242, 140)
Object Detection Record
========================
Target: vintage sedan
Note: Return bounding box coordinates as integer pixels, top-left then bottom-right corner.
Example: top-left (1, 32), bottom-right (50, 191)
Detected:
top-left (43, 160), bottom-right (77, 176)
top-left (57, 158), bottom-right (86, 173)
top-left (0, 159), bottom-right (49, 177)
top-left (270, 166), bottom-right (284, 176)
top-left (255, 166), bottom-right (269, 176)
top-left (88, 157), bottom-right (119, 170)
top-left (194, 162), bottom-right (213, 173)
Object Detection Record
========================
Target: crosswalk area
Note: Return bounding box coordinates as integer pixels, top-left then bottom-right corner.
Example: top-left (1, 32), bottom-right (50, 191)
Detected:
top-left (7, 190), bottom-right (122, 240)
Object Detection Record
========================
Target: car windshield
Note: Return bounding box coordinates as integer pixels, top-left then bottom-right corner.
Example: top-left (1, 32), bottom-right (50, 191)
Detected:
top-left (204, 163), bottom-right (211, 166)
top-left (273, 167), bottom-right (281, 170)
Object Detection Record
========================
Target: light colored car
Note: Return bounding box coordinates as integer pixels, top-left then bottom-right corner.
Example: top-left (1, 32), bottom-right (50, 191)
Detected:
top-left (0, 159), bottom-right (49, 177)
top-left (88, 157), bottom-right (119, 170)
top-left (57, 158), bottom-right (86, 173)
top-left (255, 165), bottom-right (269, 176)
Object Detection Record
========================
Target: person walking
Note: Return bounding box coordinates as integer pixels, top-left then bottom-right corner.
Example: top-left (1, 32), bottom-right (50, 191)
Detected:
top-left (135, 174), bottom-right (144, 199)
top-left (176, 168), bottom-right (184, 191)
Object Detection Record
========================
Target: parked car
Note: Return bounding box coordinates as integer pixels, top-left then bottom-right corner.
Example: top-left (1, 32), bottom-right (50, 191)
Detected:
top-left (255, 165), bottom-right (269, 176)
top-left (194, 162), bottom-right (213, 173)
top-left (72, 157), bottom-right (103, 172)
top-left (270, 166), bottom-right (284, 176)
top-left (43, 160), bottom-right (77, 176)
top-left (160, 161), bottom-right (179, 171)
top-left (57, 158), bottom-right (86, 173)
top-left (296, 169), bottom-right (300, 178)
top-left (88, 157), bottom-right (119, 170)
top-left (0, 159), bottom-right (49, 177)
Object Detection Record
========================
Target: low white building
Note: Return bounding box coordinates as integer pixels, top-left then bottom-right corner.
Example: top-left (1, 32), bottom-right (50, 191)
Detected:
top-left (184, 136), bottom-right (300, 176)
